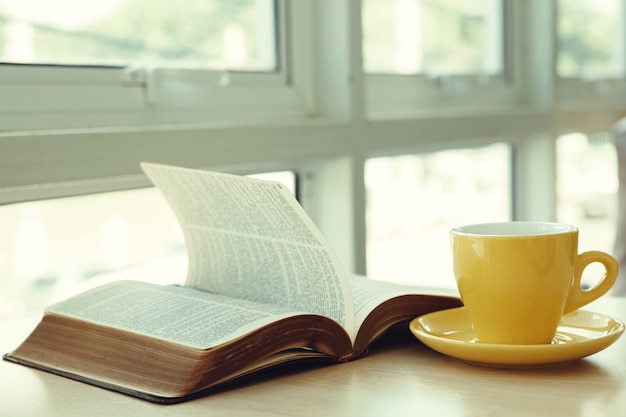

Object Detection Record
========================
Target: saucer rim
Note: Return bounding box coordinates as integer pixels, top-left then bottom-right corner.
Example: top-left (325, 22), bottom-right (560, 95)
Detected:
top-left (409, 307), bottom-right (625, 367)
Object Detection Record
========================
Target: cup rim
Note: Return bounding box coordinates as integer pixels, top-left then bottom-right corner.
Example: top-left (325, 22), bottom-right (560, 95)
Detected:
top-left (451, 221), bottom-right (577, 237)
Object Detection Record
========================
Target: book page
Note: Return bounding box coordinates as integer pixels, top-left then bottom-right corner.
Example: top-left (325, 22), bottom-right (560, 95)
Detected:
top-left (349, 274), bottom-right (457, 330)
top-left (46, 281), bottom-right (303, 350)
top-left (141, 163), bottom-right (355, 337)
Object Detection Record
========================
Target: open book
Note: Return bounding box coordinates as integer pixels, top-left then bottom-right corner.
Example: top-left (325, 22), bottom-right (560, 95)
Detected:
top-left (4, 162), bottom-right (461, 404)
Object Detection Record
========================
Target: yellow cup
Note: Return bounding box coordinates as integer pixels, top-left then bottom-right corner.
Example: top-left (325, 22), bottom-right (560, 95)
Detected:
top-left (450, 221), bottom-right (618, 345)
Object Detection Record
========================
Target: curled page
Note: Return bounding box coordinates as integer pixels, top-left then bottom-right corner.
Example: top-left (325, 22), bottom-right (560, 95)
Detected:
top-left (141, 162), bottom-right (355, 338)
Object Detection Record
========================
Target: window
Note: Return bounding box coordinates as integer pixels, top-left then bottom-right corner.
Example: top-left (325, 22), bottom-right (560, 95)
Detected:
top-left (556, 132), bottom-right (618, 252)
top-left (362, 0), bottom-right (511, 115)
top-left (557, 0), bottom-right (624, 79)
top-left (365, 143), bottom-right (511, 288)
top-left (557, 0), bottom-right (626, 103)
top-left (2, 1), bottom-right (626, 321)
top-left (362, 0), bottom-right (503, 75)
top-left (0, 0), bottom-right (304, 132)
top-left (0, 188), bottom-right (186, 321)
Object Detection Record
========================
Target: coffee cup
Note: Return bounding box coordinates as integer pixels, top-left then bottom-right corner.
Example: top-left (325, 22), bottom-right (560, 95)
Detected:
top-left (450, 221), bottom-right (618, 345)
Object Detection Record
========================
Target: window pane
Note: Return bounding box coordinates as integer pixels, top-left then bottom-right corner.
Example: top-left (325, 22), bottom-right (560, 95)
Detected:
top-left (0, 0), bottom-right (277, 70)
top-left (557, 0), bottom-right (625, 78)
top-left (0, 170), bottom-right (295, 322)
top-left (0, 188), bottom-right (186, 322)
top-left (365, 144), bottom-right (511, 288)
top-left (556, 133), bottom-right (618, 253)
top-left (362, 0), bottom-right (503, 75)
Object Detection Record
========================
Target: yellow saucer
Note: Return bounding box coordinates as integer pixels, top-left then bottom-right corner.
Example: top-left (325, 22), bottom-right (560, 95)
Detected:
top-left (410, 307), bottom-right (624, 368)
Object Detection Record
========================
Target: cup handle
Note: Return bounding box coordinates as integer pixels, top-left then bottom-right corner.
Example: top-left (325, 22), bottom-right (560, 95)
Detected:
top-left (563, 251), bottom-right (618, 314)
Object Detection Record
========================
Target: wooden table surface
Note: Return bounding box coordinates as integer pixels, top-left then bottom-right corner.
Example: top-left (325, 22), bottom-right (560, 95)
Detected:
top-left (2, 296), bottom-right (625, 417)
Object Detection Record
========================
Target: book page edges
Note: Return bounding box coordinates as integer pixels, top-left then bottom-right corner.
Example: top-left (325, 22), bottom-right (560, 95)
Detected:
top-left (4, 313), bottom-right (353, 401)
top-left (352, 294), bottom-right (463, 356)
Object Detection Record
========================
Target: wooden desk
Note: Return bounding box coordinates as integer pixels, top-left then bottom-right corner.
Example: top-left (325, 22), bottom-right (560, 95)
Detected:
top-left (2, 297), bottom-right (625, 417)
